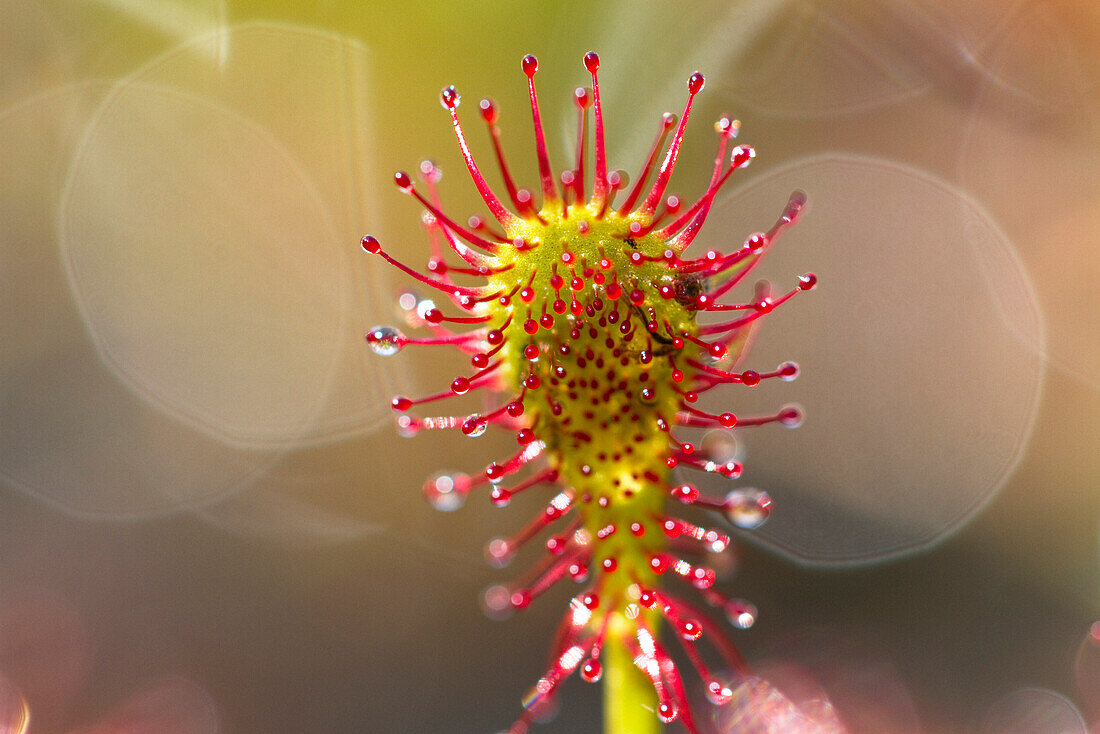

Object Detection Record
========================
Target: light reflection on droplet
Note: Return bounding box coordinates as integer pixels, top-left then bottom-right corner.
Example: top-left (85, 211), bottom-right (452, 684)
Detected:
top-left (725, 488), bottom-right (772, 530)
top-left (366, 326), bottom-right (405, 356)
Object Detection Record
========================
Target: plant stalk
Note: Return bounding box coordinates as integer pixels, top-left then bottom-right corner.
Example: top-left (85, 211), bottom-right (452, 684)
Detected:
top-left (603, 611), bottom-right (659, 734)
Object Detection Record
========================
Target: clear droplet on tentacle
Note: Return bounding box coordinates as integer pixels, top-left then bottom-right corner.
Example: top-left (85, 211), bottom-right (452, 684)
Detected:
top-left (724, 487), bottom-right (771, 529)
top-left (365, 325), bottom-right (404, 356)
top-left (423, 472), bottom-right (469, 512)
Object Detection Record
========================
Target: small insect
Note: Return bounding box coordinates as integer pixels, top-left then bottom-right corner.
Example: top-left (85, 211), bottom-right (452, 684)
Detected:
top-left (363, 52), bottom-right (813, 733)
top-left (674, 273), bottom-right (707, 305)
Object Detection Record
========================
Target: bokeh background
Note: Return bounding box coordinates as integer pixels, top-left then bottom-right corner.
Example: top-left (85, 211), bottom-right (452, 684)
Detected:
top-left (1, 1), bottom-right (1098, 732)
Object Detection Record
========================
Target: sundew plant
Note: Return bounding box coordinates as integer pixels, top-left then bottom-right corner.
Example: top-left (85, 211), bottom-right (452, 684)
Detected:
top-left (2, 2), bottom-right (1098, 734)
top-left (363, 52), bottom-right (814, 734)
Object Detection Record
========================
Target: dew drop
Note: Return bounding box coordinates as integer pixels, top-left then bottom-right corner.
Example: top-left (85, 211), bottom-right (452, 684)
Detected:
top-left (486, 538), bottom-right (511, 568)
top-left (724, 487), bottom-right (772, 529)
top-left (397, 291), bottom-right (418, 313)
top-left (702, 430), bottom-right (740, 464)
top-left (657, 702), bottom-right (679, 723)
top-left (365, 325), bottom-right (404, 356)
top-left (451, 376), bottom-right (471, 395)
top-left (424, 472), bottom-right (468, 512)
top-left (395, 414), bottom-right (419, 438)
top-left (462, 413), bottom-right (487, 437)
top-left (725, 599), bottom-right (757, 629)
top-left (481, 584), bottom-right (514, 621)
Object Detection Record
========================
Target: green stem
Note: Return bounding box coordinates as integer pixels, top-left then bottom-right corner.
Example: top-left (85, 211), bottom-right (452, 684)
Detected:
top-left (603, 612), bottom-right (659, 734)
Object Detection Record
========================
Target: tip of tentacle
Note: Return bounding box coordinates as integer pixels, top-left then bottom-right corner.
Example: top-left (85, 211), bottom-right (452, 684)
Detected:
top-left (480, 98), bottom-right (498, 124)
top-left (394, 170), bottom-right (415, 193)
top-left (522, 54), bottom-right (538, 77)
top-left (441, 85), bottom-right (460, 110)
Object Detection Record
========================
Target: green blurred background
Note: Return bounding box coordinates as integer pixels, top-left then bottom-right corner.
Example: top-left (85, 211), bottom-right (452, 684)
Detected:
top-left (1, 1), bottom-right (1097, 732)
